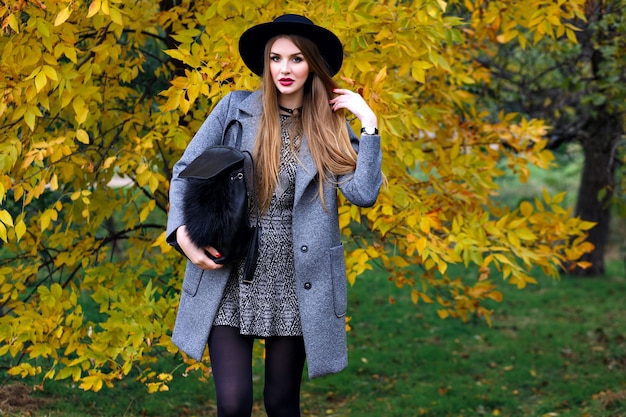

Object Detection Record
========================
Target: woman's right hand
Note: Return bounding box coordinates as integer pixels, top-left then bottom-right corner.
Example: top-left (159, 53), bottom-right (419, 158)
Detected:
top-left (176, 225), bottom-right (224, 270)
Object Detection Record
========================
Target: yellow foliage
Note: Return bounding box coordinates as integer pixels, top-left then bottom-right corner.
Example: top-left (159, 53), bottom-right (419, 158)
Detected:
top-left (0, 0), bottom-right (594, 392)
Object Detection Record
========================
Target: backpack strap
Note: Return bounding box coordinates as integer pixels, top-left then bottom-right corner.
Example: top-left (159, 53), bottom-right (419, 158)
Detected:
top-left (220, 102), bottom-right (260, 285)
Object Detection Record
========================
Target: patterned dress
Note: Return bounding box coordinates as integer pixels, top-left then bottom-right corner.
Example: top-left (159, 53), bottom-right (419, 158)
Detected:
top-left (213, 115), bottom-right (302, 337)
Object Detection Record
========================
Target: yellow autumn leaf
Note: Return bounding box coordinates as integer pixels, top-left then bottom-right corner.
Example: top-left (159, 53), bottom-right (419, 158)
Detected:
top-left (42, 65), bottom-right (58, 81)
top-left (0, 223), bottom-right (7, 243)
top-left (0, 210), bottom-right (13, 227)
top-left (7, 14), bottom-right (20, 33)
top-left (515, 228), bottom-right (536, 241)
top-left (40, 211), bottom-right (51, 231)
top-left (551, 191), bottom-right (566, 204)
top-left (416, 236), bottom-right (427, 254)
top-left (35, 70), bottom-right (47, 93)
top-left (151, 230), bottom-right (169, 250)
top-left (487, 291), bottom-right (503, 302)
top-left (391, 256), bottom-right (409, 268)
top-left (566, 28), bottom-right (578, 43)
top-left (49, 174), bottom-right (59, 191)
top-left (187, 83), bottom-right (200, 104)
top-left (365, 245), bottom-right (379, 258)
top-left (24, 107), bottom-right (41, 131)
top-left (411, 65), bottom-right (425, 84)
top-left (507, 230), bottom-right (521, 248)
top-left (79, 375), bottom-right (104, 392)
top-left (55, 366), bottom-right (73, 381)
top-left (14, 220), bottom-right (26, 241)
top-left (101, 156), bottom-right (117, 169)
top-left (146, 383), bottom-right (160, 393)
top-left (519, 201), bottom-right (533, 217)
top-left (373, 66), bottom-right (387, 86)
top-left (578, 220), bottom-right (596, 230)
top-left (86, 0), bottom-right (101, 18)
top-left (163, 49), bottom-right (187, 61)
top-left (76, 129), bottom-right (90, 144)
top-left (437, 260), bottom-right (447, 275)
top-left (64, 46), bottom-right (78, 63)
top-left (179, 95), bottom-right (190, 114)
top-left (72, 97), bottom-right (89, 124)
top-left (8, 363), bottom-right (41, 378)
top-left (54, 7), bottom-right (72, 26)
top-left (139, 200), bottom-right (155, 222)
top-left (420, 292), bottom-right (434, 303)
top-left (419, 216), bottom-right (431, 234)
top-left (157, 372), bottom-right (173, 382)
top-left (496, 30), bottom-right (519, 44)
top-left (109, 7), bottom-right (123, 25)
top-left (338, 209), bottom-right (350, 229)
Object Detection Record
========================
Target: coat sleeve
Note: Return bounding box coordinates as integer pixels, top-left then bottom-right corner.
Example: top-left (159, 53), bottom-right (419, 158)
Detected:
top-left (165, 92), bottom-right (237, 248)
top-left (337, 124), bottom-right (383, 207)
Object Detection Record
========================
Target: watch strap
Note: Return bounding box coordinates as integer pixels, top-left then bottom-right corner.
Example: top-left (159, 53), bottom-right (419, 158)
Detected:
top-left (360, 126), bottom-right (378, 135)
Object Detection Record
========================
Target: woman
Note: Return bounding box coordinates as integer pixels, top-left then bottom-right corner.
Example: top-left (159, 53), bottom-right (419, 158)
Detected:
top-left (166, 14), bottom-right (383, 417)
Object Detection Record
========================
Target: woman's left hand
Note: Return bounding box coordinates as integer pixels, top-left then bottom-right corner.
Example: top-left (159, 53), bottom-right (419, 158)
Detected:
top-left (329, 88), bottom-right (377, 128)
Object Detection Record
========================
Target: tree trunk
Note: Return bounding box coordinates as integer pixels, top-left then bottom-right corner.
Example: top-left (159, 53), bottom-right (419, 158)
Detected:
top-left (573, 116), bottom-right (620, 276)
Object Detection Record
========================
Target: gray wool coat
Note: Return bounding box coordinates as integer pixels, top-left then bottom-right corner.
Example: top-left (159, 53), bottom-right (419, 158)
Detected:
top-left (166, 90), bottom-right (383, 379)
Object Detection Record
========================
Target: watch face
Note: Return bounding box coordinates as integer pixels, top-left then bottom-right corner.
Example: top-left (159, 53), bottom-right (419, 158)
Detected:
top-left (363, 126), bottom-right (376, 135)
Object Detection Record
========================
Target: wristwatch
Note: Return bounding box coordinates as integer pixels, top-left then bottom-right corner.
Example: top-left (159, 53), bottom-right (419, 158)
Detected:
top-left (361, 126), bottom-right (378, 135)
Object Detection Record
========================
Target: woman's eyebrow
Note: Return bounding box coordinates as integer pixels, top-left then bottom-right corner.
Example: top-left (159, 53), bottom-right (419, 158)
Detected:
top-left (269, 51), bottom-right (304, 57)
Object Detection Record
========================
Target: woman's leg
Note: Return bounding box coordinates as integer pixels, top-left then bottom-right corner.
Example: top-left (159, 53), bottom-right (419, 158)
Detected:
top-left (208, 326), bottom-right (255, 417)
top-left (263, 336), bottom-right (306, 417)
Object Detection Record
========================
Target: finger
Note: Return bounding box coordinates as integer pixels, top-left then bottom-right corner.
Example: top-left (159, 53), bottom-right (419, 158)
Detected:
top-left (194, 253), bottom-right (223, 270)
top-left (201, 258), bottom-right (224, 270)
top-left (204, 246), bottom-right (222, 260)
top-left (332, 88), bottom-right (350, 94)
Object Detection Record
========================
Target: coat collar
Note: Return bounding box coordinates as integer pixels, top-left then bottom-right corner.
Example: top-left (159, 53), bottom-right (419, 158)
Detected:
top-left (235, 90), bottom-right (264, 117)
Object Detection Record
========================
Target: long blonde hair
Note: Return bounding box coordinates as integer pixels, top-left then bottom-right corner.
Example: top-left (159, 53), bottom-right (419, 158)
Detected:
top-left (254, 35), bottom-right (357, 211)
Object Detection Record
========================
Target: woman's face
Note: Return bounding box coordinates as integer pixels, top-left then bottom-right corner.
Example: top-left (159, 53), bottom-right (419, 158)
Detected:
top-left (269, 37), bottom-right (310, 102)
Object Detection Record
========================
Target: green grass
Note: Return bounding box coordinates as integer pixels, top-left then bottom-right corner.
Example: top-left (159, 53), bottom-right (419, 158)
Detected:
top-left (2, 260), bottom-right (625, 417)
top-left (304, 263), bottom-right (626, 417)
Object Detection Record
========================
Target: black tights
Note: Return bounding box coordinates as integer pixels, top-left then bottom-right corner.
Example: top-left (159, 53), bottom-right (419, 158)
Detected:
top-left (208, 325), bottom-right (306, 417)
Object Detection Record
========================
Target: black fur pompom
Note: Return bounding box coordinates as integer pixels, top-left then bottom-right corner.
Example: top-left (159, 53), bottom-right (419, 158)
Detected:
top-left (181, 165), bottom-right (252, 263)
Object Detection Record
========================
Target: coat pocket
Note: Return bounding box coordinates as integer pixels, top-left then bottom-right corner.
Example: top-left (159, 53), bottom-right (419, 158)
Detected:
top-left (181, 264), bottom-right (204, 297)
top-left (329, 244), bottom-right (348, 318)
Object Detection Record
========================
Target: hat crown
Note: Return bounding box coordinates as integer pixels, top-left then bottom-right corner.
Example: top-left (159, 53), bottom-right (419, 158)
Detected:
top-left (273, 14), bottom-right (314, 25)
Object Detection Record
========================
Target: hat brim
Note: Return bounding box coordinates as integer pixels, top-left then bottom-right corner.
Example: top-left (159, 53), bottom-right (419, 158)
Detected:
top-left (239, 21), bottom-right (343, 77)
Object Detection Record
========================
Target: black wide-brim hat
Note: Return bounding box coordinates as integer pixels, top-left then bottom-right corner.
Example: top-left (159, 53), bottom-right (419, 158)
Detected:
top-left (239, 14), bottom-right (343, 77)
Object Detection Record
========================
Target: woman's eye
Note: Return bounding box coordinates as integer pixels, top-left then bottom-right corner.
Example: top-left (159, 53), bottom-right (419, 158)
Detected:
top-left (293, 56), bottom-right (303, 63)
top-left (270, 56), bottom-right (280, 62)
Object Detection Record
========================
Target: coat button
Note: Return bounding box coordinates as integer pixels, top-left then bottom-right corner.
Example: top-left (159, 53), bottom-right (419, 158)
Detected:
top-left (304, 282), bottom-right (312, 290)
top-left (300, 245), bottom-right (308, 252)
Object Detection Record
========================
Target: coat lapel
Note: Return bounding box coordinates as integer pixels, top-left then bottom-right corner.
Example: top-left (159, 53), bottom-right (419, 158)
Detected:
top-left (294, 136), bottom-right (318, 207)
top-left (234, 91), bottom-right (262, 153)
